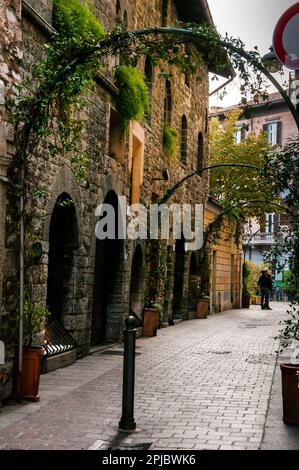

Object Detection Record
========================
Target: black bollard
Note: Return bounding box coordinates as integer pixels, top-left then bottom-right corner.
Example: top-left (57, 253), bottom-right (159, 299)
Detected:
top-left (119, 316), bottom-right (137, 430)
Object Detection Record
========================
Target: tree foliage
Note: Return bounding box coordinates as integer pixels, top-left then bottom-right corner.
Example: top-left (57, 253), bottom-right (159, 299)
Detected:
top-left (209, 109), bottom-right (279, 219)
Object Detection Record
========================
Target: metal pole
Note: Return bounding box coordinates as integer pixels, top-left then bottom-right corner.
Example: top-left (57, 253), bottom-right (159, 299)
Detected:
top-left (119, 316), bottom-right (137, 431)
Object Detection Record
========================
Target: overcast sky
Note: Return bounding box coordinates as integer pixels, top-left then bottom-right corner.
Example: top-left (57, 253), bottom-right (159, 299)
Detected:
top-left (208, 0), bottom-right (296, 107)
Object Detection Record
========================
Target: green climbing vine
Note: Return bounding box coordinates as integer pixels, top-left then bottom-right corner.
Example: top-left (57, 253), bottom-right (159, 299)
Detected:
top-left (114, 65), bottom-right (150, 129)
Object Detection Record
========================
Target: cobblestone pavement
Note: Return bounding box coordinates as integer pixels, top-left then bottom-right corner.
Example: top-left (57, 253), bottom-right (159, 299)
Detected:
top-left (0, 303), bottom-right (296, 450)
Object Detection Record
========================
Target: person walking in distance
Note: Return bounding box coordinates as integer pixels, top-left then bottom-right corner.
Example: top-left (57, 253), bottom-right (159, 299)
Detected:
top-left (258, 269), bottom-right (273, 310)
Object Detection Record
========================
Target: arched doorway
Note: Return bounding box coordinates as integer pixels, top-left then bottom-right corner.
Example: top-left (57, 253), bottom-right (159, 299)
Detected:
top-left (91, 190), bottom-right (124, 345)
top-left (172, 238), bottom-right (185, 321)
top-left (129, 245), bottom-right (144, 321)
top-left (47, 193), bottom-right (79, 320)
top-left (188, 252), bottom-right (198, 319)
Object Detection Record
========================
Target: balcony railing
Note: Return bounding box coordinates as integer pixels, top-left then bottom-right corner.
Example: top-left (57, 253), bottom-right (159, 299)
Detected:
top-left (243, 232), bottom-right (275, 245)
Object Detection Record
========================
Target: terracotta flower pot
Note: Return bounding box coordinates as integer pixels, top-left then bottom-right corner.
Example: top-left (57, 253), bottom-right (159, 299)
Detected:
top-left (281, 363), bottom-right (299, 425)
top-left (13, 346), bottom-right (45, 402)
top-left (196, 299), bottom-right (209, 319)
top-left (143, 308), bottom-right (160, 336)
top-left (242, 292), bottom-right (251, 308)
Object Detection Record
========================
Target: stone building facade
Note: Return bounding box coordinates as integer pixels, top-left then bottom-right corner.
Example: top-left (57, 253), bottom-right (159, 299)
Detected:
top-left (0, 0), bottom-right (234, 401)
top-left (204, 198), bottom-right (242, 314)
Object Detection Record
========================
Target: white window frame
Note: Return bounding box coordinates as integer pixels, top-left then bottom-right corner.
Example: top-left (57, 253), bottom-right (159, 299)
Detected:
top-left (234, 127), bottom-right (242, 144)
top-left (267, 122), bottom-right (278, 145)
top-left (265, 213), bottom-right (275, 233)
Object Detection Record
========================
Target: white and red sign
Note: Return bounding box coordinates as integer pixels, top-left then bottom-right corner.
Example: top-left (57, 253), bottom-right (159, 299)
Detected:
top-left (273, 2), bottom-right (299, 70)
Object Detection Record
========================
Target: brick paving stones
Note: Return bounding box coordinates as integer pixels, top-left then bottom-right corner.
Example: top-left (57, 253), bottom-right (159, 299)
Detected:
top-left (0, 302), bottom-right (296, 450)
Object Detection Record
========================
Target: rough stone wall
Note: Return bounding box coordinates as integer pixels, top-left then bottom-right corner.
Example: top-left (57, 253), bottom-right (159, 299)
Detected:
top-left (0, 0), bottom-right (211, 401)
top-left (134, 0), bottom-right (209, 321)
top-left (0, 0), bottom-right (23, 401)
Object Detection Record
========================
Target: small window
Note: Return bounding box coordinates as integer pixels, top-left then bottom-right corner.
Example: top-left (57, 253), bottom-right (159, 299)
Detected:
top-left (116, 0), bottom-right (121, 21)
top-left (265, 213), bottom-right (275, 233)
top-left (197, 132), bottom-right (204, 171)
top-left (164, 81), bottom-right (172, 125)
top-left (109, 108), bottom-right (125, 164)
top-left (180, 115), bottom-right (188, 164)
top-left (123, 10), bottom-right (128, 30)
top-left (162, 0), bottom-right (168, 27)
top-left (234, 127), bottom-right (242, 144)
top-left (264, 121), bottom-right (282, 145)
top-left (144, 57), bottom-right (153, 124)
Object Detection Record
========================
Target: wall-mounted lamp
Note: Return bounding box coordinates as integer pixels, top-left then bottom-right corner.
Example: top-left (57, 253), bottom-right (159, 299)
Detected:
top-left (153, 168), bottom-right (170, 181)
top-left (31, 241), bottom-right (43, 262)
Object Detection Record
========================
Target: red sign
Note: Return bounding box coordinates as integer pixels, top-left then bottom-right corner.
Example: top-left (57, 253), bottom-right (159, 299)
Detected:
top-left (273, 2), bottom-right (299, 70)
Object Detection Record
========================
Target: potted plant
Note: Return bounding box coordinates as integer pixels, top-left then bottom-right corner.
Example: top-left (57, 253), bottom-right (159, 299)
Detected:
top-left (242, 261), bottom-right (251, 308)
top-left (14, 296), bottom-right (49, 401)
top-left (276, 302), bottom-right (299, 425)
top-left (143, 301), bottom-right (162, 337)
top-left (196, 288), bottom-right (210, 319)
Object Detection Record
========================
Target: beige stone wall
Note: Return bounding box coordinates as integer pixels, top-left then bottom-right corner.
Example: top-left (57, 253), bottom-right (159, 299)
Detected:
top-left (205, 201), bottom-right (242, 314)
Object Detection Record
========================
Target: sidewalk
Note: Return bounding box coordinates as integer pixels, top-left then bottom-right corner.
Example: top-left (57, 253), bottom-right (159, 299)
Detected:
top-left (0, 302), bottom-right (298, 450)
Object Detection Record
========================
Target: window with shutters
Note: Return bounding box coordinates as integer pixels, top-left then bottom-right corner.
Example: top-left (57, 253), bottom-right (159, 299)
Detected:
top-left (263, 121), bottom-right (282, 145)
top-left (265, 213), bottom-right (275, 233)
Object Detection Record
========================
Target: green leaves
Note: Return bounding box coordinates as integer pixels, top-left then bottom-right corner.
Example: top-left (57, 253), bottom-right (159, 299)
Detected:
top-left (209, 109), bottom-right (279, 219)
top-left (115, 65), bottom-right (150, 128)
top-left (163, 125), bottom-right (178, 159)
top-left (53, 0), bottom-right (106, 43)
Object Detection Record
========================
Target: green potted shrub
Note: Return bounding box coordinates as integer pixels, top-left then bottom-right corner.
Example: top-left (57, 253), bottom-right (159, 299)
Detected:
top-left (196, 288), bottom-right (210, 319)
top-left (276, 302), bottom-right (299, 425)
top-left (14, 296), bottom-right (49, 401)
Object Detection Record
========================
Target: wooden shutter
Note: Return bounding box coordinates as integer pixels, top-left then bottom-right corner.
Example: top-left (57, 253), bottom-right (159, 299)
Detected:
top-left (276, 121), bottom-right (282, 145)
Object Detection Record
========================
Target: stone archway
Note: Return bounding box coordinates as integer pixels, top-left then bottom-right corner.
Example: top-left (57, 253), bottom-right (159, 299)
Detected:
top-left (91, 190), bottom-right (124, 345)
top-left (188, 252), bottom-right (198, 320)
top-left (47, 193), bottom-right (79, 320)
top-left (172, 238), bottom-right (185, 321)
top-left (129, 244), bottom-right (144, 322)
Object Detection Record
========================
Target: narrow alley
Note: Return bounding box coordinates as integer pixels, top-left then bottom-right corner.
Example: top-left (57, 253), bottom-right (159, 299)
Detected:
top-left (0, 303), bottom-right (298, 450)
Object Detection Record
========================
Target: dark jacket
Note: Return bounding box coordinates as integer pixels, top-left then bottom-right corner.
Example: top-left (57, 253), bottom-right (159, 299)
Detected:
top-left (258, 274), bottom-right (273, 290)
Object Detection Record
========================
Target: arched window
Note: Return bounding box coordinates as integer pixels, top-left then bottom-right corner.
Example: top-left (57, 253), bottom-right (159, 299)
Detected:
top-left (116, 0), bottom-right (121, 22)
top-left (164, 81), bottom-right (172, 125)
top-left (162, 0), bottom-right (168, 27)
top-left (123, 10), bottom-right (128, 30)
top-left (180, 115), bottom-right (188, 164)
top-left (197, 132), bottom-right (204, 171)
top-left (144, 56), bottom-right (153, 124)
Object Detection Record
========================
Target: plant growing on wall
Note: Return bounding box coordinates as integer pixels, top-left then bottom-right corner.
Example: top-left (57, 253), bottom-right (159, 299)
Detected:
top-left (163, 124), bottom-right (178, 158)
top-left (53, 0), bottom-right (106, 42)
top-left (114, 65), bottom-right (150, 129)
